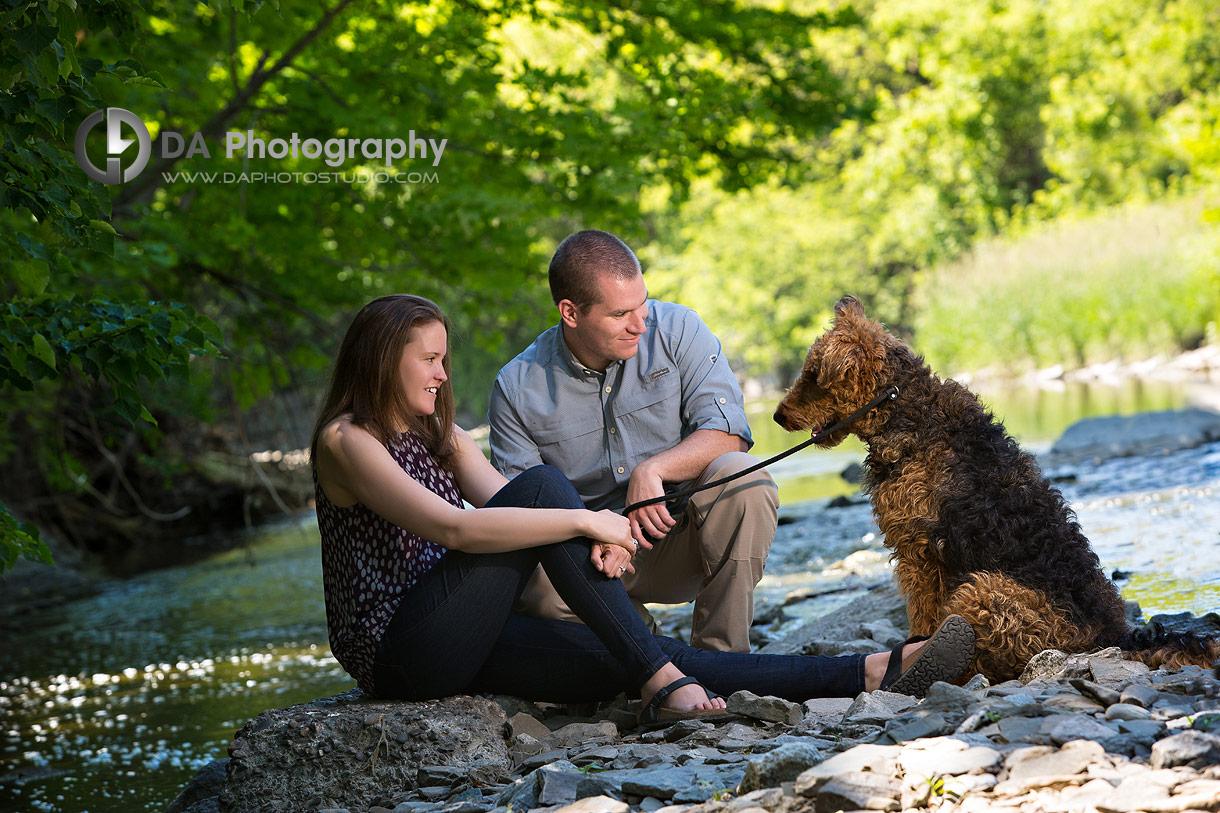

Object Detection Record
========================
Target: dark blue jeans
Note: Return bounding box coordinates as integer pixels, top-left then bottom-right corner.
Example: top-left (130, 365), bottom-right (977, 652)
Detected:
top-left (372, 466), bottom-right (866, 702)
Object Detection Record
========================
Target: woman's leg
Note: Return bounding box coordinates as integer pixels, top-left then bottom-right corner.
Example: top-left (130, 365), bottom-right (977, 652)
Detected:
top-left (374, 466), bottom-right (676, 700)
top-left (471, 615), bottom-right (867, 702)
top-left (490, 467), bottom-right (672, 690)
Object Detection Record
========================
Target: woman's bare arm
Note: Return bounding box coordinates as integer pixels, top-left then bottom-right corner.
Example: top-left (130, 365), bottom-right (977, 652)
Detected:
top-left (315, 420), bottom-right (633, 555)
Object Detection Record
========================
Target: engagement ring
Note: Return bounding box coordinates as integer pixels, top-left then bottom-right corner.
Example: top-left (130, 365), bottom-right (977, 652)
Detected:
top-left (619, 565), bottom-right (626, 574)
top-left (631, 538), bottom-right (639, 552)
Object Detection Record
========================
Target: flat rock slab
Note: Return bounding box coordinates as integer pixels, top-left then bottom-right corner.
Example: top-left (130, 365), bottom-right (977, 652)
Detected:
top-left (1048, 407), bottom-right (1220, 462)
top-left (220, 690), bottom-right (509, 812)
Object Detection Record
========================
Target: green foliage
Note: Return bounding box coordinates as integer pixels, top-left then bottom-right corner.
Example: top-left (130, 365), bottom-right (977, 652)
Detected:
top-left (912, 198), bottom-right (1220, 374)
top-left (0, 499), bottom-right (53, 572)
top-left (648, 0), bottom-right (1220, 380)
top-left (1, 297), bottom-right (223, 423)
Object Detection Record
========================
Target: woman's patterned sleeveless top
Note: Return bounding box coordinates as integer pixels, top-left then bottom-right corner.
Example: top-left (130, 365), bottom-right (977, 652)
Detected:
top-left (316, 430), bottom-right (462, 693)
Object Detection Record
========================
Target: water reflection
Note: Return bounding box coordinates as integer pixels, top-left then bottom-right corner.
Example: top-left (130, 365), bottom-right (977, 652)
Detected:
top-left (1, 522), bottom-right (354, 812)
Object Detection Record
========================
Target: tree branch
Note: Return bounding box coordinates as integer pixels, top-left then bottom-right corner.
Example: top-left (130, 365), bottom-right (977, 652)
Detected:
top-left (115, 0), bottom-right (360, 212)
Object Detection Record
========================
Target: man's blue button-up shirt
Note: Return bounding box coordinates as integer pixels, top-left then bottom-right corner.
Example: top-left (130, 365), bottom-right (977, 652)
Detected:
top-left (488, 300), bottom-right (753, 512)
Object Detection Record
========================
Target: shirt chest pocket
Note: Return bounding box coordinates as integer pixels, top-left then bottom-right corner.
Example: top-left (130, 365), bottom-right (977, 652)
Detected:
top-left (530, 416), bottom-right (605, 476)
top-left (613, 374), bottom-right (683, 459)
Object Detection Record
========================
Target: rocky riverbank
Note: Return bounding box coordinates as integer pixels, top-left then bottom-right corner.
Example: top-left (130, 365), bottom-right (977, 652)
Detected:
top-left (163, 407), bottom-right (1220, 813)
top-left (168, 578), bottom-right (1220, 813)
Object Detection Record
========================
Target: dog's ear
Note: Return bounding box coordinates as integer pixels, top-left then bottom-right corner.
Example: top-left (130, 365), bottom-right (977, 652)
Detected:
top-left (817, 335), bottom-right (858, 388)
top-left (833, 295), bottom-right (865, 320)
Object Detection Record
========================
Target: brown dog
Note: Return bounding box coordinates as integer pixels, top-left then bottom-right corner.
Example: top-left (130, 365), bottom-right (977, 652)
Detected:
top-left (774, 295), bottom-right (1220, 682)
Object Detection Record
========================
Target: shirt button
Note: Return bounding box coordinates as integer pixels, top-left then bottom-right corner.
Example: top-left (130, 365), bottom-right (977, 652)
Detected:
top-left (719, 397), bottom-right (727, 404)
top-left (609, 427), bottom-right (616, 434)
top-left (617, 466), bottom-right (625, 473)
top-left (605, 386), bottom-right (612, 393)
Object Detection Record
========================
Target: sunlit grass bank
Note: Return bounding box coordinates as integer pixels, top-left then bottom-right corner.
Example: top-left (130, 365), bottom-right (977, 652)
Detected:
top-left (913, 196), bottom-right (1220, 376)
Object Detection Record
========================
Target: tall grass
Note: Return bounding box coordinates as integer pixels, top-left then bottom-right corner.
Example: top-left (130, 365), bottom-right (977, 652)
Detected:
top-left (912, 197), bottom-right (1220, 375)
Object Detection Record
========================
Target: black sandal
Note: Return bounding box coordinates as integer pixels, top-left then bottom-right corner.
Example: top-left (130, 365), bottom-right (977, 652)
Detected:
top-left (638, 676), bottom-right (730, 725)
top-left (879, 615), bottom-right (975, 697)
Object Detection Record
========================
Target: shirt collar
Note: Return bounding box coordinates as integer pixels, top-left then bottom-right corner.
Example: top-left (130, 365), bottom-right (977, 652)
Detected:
top-left (551, 321), bottom-right (619, 380)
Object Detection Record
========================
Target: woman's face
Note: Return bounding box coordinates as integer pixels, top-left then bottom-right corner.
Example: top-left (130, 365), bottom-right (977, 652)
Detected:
top-left (398, 320), bottom-right (448, 417)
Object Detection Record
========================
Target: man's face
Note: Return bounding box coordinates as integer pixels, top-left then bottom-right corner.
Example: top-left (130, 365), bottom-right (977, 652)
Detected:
top-left (561, 272), bottom-right (649, 372)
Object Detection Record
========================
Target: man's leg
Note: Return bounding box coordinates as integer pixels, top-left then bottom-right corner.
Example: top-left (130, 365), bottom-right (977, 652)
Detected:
top-left (625, 452), bottom-right (777, 652)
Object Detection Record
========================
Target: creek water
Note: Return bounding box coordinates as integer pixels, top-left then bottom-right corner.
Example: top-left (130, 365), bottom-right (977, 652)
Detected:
top-left (3, 378), bottom-right (1219, 812)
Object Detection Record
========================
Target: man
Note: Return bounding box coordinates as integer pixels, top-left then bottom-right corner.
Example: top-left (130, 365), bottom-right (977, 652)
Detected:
top-left (488, 229), bottom-right (778, 652)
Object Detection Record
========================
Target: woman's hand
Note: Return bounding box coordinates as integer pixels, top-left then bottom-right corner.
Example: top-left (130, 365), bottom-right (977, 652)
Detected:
top-left (582, 509), bottom-right (636, 554)
top-left (592, 541), bottom-right (635, 579)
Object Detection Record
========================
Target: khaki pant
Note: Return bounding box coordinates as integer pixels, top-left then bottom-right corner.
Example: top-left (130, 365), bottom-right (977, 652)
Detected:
top-left (515, 452), bottom-right (778, 652)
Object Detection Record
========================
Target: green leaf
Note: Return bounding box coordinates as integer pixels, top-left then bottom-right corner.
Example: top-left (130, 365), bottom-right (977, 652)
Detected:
top-left (30, 332), bottom-right (56, 371)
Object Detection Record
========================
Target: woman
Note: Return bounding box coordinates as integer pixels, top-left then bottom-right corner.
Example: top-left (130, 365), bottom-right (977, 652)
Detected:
top-left (311, 294), bottom-right (975, 720)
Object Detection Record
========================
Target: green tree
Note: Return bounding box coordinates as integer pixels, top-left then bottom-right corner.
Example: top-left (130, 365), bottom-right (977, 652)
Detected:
top-left (1, 0), bottom-right (853, 573)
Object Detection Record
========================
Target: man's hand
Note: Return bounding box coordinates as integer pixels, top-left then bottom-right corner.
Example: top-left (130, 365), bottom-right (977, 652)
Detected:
top-left (592, 541), bottom-right (635, 578)
top-left (625, 461), bottom-right (674, 545)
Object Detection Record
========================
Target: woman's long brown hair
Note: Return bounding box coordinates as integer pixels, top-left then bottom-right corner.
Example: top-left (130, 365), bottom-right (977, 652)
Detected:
top-left (310, 294), bottom-right (457, 470)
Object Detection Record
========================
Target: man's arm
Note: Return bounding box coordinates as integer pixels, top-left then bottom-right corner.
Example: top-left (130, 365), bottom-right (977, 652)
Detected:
top-left (626, 428), bottom-right (747, 541)
top-left (626, 305), bottom-right (753, 542)
top-left (488, 377), bottom-right (544, 478)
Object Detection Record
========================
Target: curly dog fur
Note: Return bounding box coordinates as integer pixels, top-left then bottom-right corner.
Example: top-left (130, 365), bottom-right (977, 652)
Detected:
top-left (774, 296), bottom-right (1220, 682)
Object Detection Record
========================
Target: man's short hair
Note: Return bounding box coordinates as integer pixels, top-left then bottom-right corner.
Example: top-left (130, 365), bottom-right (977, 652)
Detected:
top-left (548, 230), bottom-right (642, 311)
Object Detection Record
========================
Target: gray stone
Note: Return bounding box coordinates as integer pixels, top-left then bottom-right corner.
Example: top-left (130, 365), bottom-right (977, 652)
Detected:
top-left (507, 712), bottom-right (551, 742)
top-left (1049, 407), bottom-right (1220, 462)
top-left (1042, 692), bottom-right (1105, 714)
top-left (1089, 654), bottom-right (1150, 685)
top-left (551, 798), bottom-right (630, 813)
top-left (962, 673), bottom-right (990, 692)
top-left (1116, 719), bottom-right (1166, 739)
top-left (220, 691), bottom-right (509, 813)
top-left (737, 740), bottom-right (824, 793)
top-left (547, 721), bottom-right (618, 748)
top-left (1149, 730), bottom-right (1220, 769)
top-left (1045, 715), bottom-right (1121, 745)
top-left (664, 719), bottom-right (714, 742)
top-left (510, 733), bottom-right (546, 764)
top-left (1004, 740), bottom-right (1103, 785)
top-left (1105, 702), bottom-right (1153, 721)
top-left (620, 765), bottom-right (745, 801)
top-left (166, 758), bottom-right (228, 813)
top-left (812, 770), bottom-right (901, 812)
top-left (794, 743), bottom-right (901, 797)
top-left (995, 715), bottom-right (1047, 743)
top-left (1094, 772), bottom-right (1180, 812)
top-left (725, 690), bottom-right (803, 725)
top-left (800, 697), bottom-right (853, 726)
top-left (1119, 684), bottom-right (1159, 708)
top-left (898, 737), bottom-right (1001, 778)
top-left (885, 711), bottom-right (953, 743)
top-left (497, 759), bottom-right (578, 810)
top-left (569, 744), bottom-right (620, 766)
top-left (760, 581), bottom-right (907, 656)
top-left (1020, 650), bottom-right (1069, 683)
top-left (843, 691), bottom-right (917, 725)
top-left (1069, 678), bottom-right (1121, 707)
top-left (920, 681), bottom-right (984, 717)
top-left (859, 619), bottom-right (906, 647)
top-left (537, 763), bottom-right (586, 806)
top-left (519, 748), bottom-right (570, 771)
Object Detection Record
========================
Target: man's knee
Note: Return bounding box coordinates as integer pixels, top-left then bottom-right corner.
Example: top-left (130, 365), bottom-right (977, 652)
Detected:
top-left (698, 453), bottom-right (779, 517)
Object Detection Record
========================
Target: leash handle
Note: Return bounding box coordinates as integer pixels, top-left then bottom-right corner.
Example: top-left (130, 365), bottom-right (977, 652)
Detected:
top-left (624, 384), bottom-right (899, 514)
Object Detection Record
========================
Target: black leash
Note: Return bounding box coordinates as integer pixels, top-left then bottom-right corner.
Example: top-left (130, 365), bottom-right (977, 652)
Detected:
top-left (624, 384), bottom-right (900, 514)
